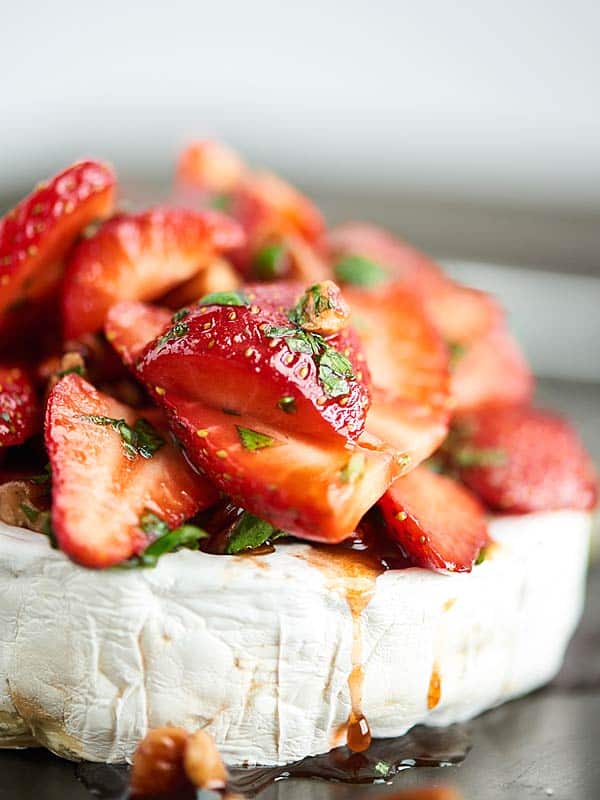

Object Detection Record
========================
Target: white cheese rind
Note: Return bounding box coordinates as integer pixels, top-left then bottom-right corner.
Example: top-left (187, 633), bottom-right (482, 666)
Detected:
top-left (0, 510), bottom-right (590, 765)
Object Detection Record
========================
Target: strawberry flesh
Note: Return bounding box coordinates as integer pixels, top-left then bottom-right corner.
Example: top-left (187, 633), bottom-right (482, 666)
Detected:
top-left (0, 160), bottom-right (116, 327)
top-left (450, 327), bottom-right (533, 412)
top-left (380, 466), bottom-right (489, 572)
top-left (45, 374), bottom-right (217, 568)
top-left (62, 207), bottom-right (245, 339)
top-left (105, 301), bottom-right (172, 367)
top-left (137, 282), bottom-right (371, 443)
top-left (343, 284), bottom-right (450, 465)
top-left (455, 405), bottom-right (598, 512)
top-left (0, 366), bottom-right (39, 447)
top-left (160, 396), bottom-right (402, 543)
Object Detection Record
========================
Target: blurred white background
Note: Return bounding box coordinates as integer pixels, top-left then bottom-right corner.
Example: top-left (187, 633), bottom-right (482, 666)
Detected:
top-left (1, 0), bottom-right (599, 208)
top-left (1, 0), bottom-right (599, 381)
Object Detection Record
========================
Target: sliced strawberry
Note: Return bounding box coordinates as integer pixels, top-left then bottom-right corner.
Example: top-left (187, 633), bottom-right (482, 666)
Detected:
top-left (450, 326), bottom-right (533, 412)
top-left (105, 301), bottom-right (172, 367)
top-left (329, 223), bottom-right (502, 343)
top-left (46, 374), bottom-right (217, 568)
top-left (380, 466), bottom-right (489, 572)
top-left (137, 282), bottom-right (371, 443)
top-left (160, 397), bottom-right (402, 543)
top-left (62, 207), bottom-right (245, 339)
top-left (0, 366), bottom-right (39, 447)
top-left (176, 140), bottom-right (247, 195)
top-left (342, 284), bottom-right (450, 465)
top-left (454, 405), bottom-right (598, 512)
top-left (161, 256), bottom-right (241, 308)
top-left (0, 161), bottom-right (116, 326)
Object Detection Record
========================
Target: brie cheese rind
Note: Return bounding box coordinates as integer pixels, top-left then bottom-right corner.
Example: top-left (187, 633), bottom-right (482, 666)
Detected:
top-left (0, 511), bottom-right (590, 766)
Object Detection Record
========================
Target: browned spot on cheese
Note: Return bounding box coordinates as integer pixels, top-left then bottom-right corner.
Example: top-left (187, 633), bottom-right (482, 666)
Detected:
top-left (427, 665), bottom-right (442, 710)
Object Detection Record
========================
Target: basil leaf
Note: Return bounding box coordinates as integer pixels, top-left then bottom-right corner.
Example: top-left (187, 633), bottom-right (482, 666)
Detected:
top-left (453, 446), bottom-right (507, 468)
top-left (210, 193), bottom-right (232, 212)
top-left (225, 512), bottom-right (286, 554)
top-left (198, 290), bottom-right (248, 307)
top-left (236, 425), bottom-right (280, 451)
top-left (334, 255), bottom-right (387, 287)
top-left (155, 320), bottom-right (189, 351)
top-left (118, 512), bottom-right (209, 569)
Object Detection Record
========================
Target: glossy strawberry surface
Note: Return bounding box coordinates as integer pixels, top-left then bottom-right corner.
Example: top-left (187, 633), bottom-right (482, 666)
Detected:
top-left (46, 374), bottom-right (217, 567)
top-left (0, 160), bottom-right (116, 326)
top-left (62, 207), bottom-right (244, 339)
top-left (380, 466), bottom-right (489, 572)
top-left (455, 405), bottom-right (598, 513)
top-left (0, 366), bottom-right (39, 447)
top-left (138, 282), bottom-right (371, 442)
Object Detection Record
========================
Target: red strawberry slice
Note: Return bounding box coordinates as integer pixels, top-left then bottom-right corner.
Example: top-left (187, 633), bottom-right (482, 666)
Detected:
top-left (159, 397), bottom-right (402, 543)
top-left (46, 374), bottom-right (218, 568)
top-left (342, 284), bottom-right (451, 465)
top-left (137, 282), bottom-right (371, 443)
top-left (380, 466), bottom-right (490, 572)
top-left (0, 366), bottom-right (39, 447)
top-left (328, 223), bottom-right (501, 343)
top-left (0, 161), bottom-right (116, 326)
top-left (62, 207), bottom-right (245, 339)
top-left (176, 140), bottom-right (247, 195)
top-left (105, 301), bottom-right (172, 367)
top-left (450, 327), bottom-right (533, 412)
top-left (454, 405), bottom-right (598, 512)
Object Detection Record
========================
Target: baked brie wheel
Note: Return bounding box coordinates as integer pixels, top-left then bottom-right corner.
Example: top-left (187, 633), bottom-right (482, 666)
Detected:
top-left (0, 509), bottom-right (590, 766)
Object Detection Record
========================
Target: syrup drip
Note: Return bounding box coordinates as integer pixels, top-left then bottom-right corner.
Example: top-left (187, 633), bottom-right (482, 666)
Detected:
top-left (76, 724), bottom-right (470, 798)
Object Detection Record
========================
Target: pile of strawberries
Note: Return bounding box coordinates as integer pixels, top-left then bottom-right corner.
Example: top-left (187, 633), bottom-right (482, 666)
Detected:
top-left (0, 142), bottom-right (596, 571)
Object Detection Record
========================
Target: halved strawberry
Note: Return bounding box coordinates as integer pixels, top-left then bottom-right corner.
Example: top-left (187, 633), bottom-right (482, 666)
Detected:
top-left (329, 223), bottom-right (502, 343)
top-left (176, 140), bottom-right (247, 195)
top-left (342, 284), bottom-right (450, 465)
top-left (105, 301), bottom-right (172, 367)
top-left (380, 466), bottom-right (489, 572)
top-left (450, 327), bottom-right (533, 412)
top-left (0, 366), bottom-right (39, 447)
top-left (137, 282), bottom-right (371, 443)
top-left (62, 207), bottom-right (245, 339)
top-left (0, 161), bottom-right (116, 326)
top-left (159, 397), bottom-right (402, 543)
top-left (46, 374), bottom-right (218, 568)
top-left (453, 405), bottom-right (598, 512)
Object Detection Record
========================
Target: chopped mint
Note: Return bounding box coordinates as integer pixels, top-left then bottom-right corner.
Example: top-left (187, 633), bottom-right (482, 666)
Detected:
top-left (334, 255), bottom-right (387, 287)
top-left (56, 363), bottom-right (86, 378)
top-left (446, 340), bottom-right (468, 370)
top-left (253, 242), bottom-right (288, 280)
top-left (475, 547), bottom-right (488, 566)
top-left (453, 446), bottom-right (507, 468)
top-left (117, 512), bottom-right (209, 568)
top-left (236, 425), bottom-right (279, 451)
top-left (198, 290), bottom-right (249, 307)
top-left (210, 193), bottom-right (232, 212)
top-left (340, 452), bottom-right (366, 484)
top-left (373, 760), bottom-right (391, 777)
top-left (225, 512), bottom-right (287, 554)
top-left (172, 307), bottom-right (190, 323)
top-left (155, 319), bottom-right (189, 351)
top-left (80, 415), bottom-right (165, 461)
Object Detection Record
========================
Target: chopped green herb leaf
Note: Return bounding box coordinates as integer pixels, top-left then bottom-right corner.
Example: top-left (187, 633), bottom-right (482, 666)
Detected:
top-left (253, 242), bottom-right (288, 280)
top-left (155, 320), bottom-right (189, 351)
top-left (80, 415), bottom-right (165, 460)
top-left (225, 512), bottom-right (287, 554)
top-left (198, 290), bottom-right (248, 307)
top-left (475, 546), bottom-right (488, 566)
top-left (373, 760), bottom-right (391, 777)
top-left (56, 363), bottom-right (86, 378)
top-left (453, 446), bottom-right (507, 468)
top-left (446, 340), bottom-right (467, 370)
top-left (334, 255), bottom-right (388, 287)
top-left (172, 307), bottom-right (190, 323)
top-left (277, 395), bottom-right (297, 414)
top-left (0, 411), bottom-right (11, 423)
top-left (265, 325), bottom-right (355, 398)
top-left (210, 193), bottom-right (232, 212)
top-left (236, 425), bottom-right (280, 451)
top-left (29, 463), bottom-right (52, 485)
top-left (20, 503), bottom-right (40, 524)
top-left (340, 452), bottom-right (366, 484)
top-left (118, 512), bottom-right (209, 568)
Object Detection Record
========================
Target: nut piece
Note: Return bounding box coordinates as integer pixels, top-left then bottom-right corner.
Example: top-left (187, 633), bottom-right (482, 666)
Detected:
top-left (183, 728), bottom-right (228, 791)
top-left (129, 726), bottom-right (190, 797)
top-left (295, 280), bottom-right (351, 335)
